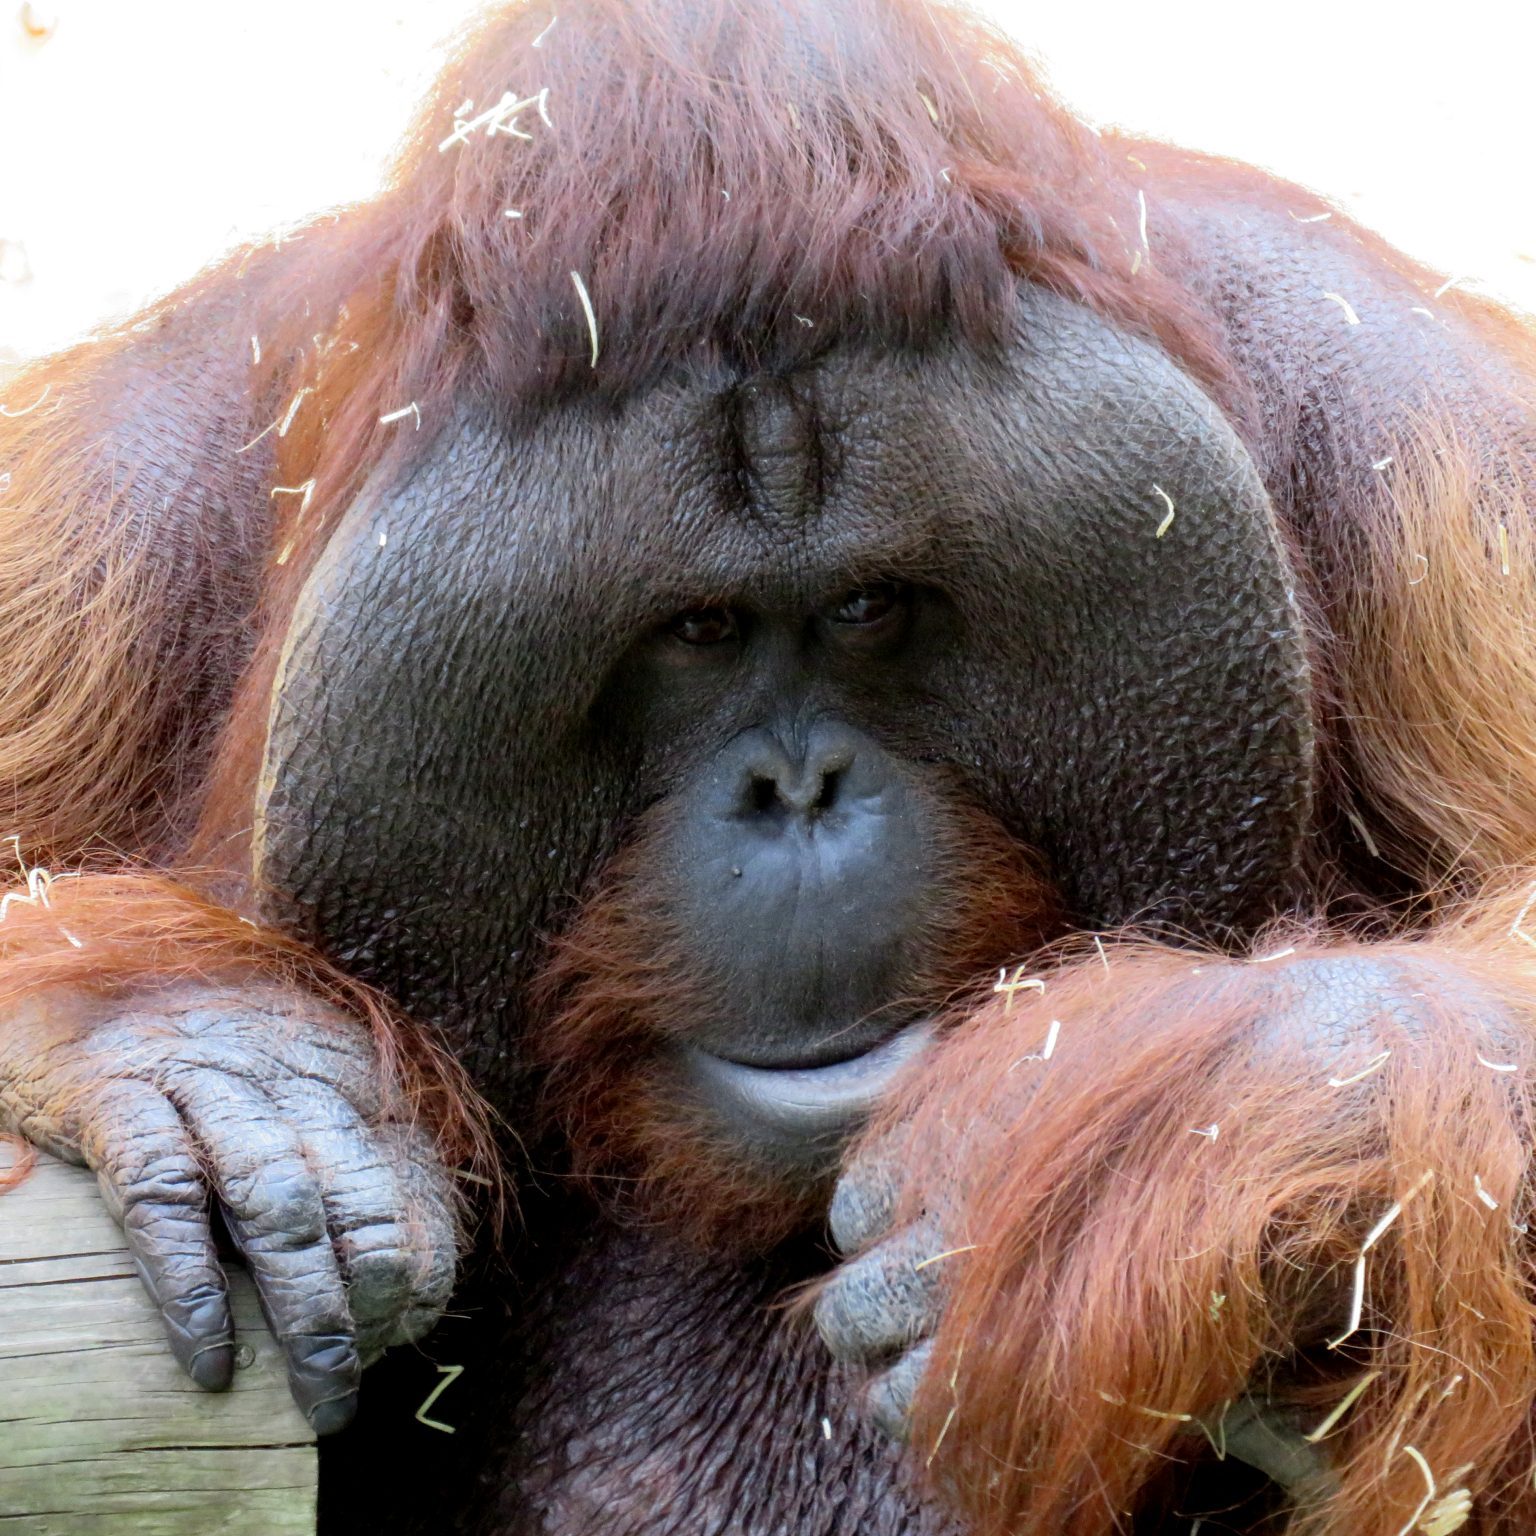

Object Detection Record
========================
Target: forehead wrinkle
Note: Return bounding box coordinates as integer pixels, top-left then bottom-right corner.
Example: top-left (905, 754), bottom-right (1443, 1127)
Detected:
top-left (720, 371), bottom-right (836, 541)
top-left (717, 353), bottom-right (961, 597)
top-left (530, 374), bottom-right (820, 606)
top-left (511, 343), bottom-right (996, 611)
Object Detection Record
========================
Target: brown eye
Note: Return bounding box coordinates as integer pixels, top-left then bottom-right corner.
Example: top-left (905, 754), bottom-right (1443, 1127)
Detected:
top-left (669, 606), bottom-right (738, 645)
top-left (830, 582), bottom-right (906, 626)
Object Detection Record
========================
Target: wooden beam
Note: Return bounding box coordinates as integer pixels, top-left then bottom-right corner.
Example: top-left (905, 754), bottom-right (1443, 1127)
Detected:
top-left (0, 1147), bottom-right (316, 1534)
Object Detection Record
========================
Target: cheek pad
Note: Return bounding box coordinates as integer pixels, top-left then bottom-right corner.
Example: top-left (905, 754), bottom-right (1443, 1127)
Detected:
top-left (254, 411), bottom-right (621, 1035)
top-left (933, 288), bottom-right (1313, 934)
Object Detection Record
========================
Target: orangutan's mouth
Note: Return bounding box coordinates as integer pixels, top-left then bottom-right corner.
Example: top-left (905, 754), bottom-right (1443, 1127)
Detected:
top-left (681, 1021), bottom-right (934, 1164)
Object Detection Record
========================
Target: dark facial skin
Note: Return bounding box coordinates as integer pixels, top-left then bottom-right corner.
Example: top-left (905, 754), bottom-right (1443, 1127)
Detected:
top-left (651, 710), bottom-right (934, 1069)
top-left (256, 286), bottom-right (1312, 1152)
top-left (647, 696), bottom-right (950, 1168)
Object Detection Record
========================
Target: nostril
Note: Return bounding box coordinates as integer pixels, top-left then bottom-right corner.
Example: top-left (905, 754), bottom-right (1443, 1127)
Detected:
top-left (813, 768), bottom-right (842, 812)
top-left (746, 770), bottom-right (838, 818)
top-left (750, 775), bottom-right (781, 815)
top-left (741, 748), bottom-right (852, 820)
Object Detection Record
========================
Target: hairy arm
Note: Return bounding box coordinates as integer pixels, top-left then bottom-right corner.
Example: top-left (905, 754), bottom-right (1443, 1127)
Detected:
top-left (819, 912), bottom-right (1536, 1535)
top-left (0, 227), bottom-right (471, 1430)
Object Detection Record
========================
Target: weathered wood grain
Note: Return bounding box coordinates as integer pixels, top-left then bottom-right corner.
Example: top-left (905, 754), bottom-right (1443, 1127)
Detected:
top-left (0, 1147), bottom-right (316, 1534)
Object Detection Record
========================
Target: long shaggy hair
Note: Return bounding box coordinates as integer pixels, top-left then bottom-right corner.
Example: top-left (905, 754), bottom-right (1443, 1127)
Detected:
top-left (857, 898), bottom-right (1536, 1536)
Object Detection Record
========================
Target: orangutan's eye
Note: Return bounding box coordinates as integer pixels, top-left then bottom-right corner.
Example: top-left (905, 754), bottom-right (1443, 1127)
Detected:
top-left (830, 582), bottom-right (907, 626)
top-left (668, 607), bottom-right (739, 646)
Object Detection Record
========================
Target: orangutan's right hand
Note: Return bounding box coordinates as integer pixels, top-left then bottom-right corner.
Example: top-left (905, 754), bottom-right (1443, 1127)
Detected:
top-left (0, 983), bottom-right (457, 1433)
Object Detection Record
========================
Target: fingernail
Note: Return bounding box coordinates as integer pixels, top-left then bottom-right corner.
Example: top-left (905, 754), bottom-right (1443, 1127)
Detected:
top-left (307, 1391), bottom-right (359, 1436)
top-left (187, 1340), bottom-right (235, 1391)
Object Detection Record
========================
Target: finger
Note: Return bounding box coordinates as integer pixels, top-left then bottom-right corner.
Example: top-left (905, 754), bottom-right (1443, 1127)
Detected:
top-left (382, 1124), bottom-right (458, 1348)
top-left (82, 1079), bottom-right (234, 1391)
top-left (814, 1218), bottom-right (946, 1366)
top-left (272, 1083), bottom-right (456, 1362)
top-left (272, 1080), bottom-right (410, 1363)
top-left (864, 1339), bottom-right (935, 1442)
top-left (164, 1067), bottom-right (360, 1434)
top-left (828, 1139), bottom-right (905, 1254)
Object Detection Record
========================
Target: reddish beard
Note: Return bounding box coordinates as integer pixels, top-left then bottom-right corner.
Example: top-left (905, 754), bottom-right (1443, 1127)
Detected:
top-left (529, 797), bottom-right (1061, 1253)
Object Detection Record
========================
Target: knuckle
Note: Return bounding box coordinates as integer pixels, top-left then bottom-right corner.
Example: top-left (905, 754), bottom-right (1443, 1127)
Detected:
top-left (287, 1331), bottom-right (359, 1379)
top-left (108, 1136), bottom-right (197, 1200)
top-left (108, 991), bottom-right (379, 1096)
top-left (828, 1162), bottom-right (898, 1254)
top-left (122, 1199), bottom-right (209, 1252)
top-left (863, 1343), bottom-right (933, 1442)
top-left (340, 1205), bottom-right (455, 1328)
top-left (224, 1168), bottom-right (327, 1243)
top-left (340, 1241), bottom-right (414, 1313)
top-left (815, 1264), bottom-right (897, 1363)
top-left (254, 1268), bottom-right (350, 1333)
top-left (138, 1158), bottom-right (204, 1201)
top-left (815, 1228), bottom-right (946, 1365)
top-left (158, 1284), bottom-right (232, 1347)
top-left (812, 1270), bottom-right (867, 1360)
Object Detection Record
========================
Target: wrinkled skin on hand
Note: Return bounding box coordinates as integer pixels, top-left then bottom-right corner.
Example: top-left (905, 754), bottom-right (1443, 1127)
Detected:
top-left (814, 1163), bottom-right (946, 1444)
top-left (813, 952), bottom-right (1526, 1510)
top-left (0, 984), bottom-right (457, 1433)
top-left (817, 1145), bottom-right (1342, 1506)
top-left (815, 1150), bottom-right (1333, 1496)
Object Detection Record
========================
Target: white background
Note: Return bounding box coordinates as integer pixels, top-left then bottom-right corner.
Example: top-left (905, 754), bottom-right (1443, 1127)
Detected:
top-left (2, 0), bottom-right (1532, 368)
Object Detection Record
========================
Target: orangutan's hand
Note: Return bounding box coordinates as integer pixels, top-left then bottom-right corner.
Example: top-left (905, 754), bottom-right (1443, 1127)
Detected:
top-left (0, 983), bottom-right (457, 1433)
top-left (812, 950), bottom-right (1525, 1524)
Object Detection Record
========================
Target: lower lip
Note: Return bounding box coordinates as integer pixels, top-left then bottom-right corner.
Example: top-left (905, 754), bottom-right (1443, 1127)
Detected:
top-left (681, 1021), bottom-right (934, 1154)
